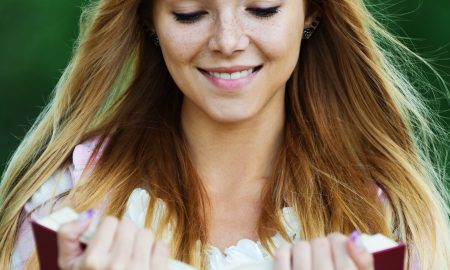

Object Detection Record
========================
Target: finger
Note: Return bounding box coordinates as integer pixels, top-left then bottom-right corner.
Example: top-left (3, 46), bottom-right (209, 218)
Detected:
top-left (273, 243), bottom-right (292, 270)
top-left (311, 237), bottom-right (333, 270)
top-left (82, 216), bottom-right (118, 268)
top-left (347, 231), bottom-right (374, 270)
top-left (108, 218), bottom-right (138, 269)
top-left (328, 233), bottom-right (357, 270)
top-left (150, 241), bottom-right (169, 270)
top-left (292, 241), bottom-right (311, 270)
top-left (57, 209), bottom-right (94, 270)
top-left (131, 228), bottom-right (155, 268)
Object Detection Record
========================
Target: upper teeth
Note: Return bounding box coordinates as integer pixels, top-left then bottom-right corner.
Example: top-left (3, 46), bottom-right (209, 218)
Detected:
top-left (208, 68), bottom-right (254, 80)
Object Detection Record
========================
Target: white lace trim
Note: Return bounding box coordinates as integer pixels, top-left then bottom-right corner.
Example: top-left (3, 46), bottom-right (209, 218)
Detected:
top-left (124, 188), bottom-right (300, 269)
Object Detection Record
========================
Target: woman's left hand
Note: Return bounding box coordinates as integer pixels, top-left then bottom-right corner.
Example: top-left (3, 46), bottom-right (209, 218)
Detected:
top-left (273, 232), bottom-right (374, 270)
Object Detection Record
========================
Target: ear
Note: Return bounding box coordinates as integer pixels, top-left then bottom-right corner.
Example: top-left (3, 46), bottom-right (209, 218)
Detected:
top-left (142, 19), bottom-right (156, 33)
top-left (304, 10), bottom-right (321, 28)
top-left (303, 0), bottom-right (322, 26)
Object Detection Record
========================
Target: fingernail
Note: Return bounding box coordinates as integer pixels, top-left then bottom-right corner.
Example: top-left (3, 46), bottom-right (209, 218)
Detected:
top-left (78, 208), bottom-right (94, 222)
top-left (350, 230), bottom-right (364, 252)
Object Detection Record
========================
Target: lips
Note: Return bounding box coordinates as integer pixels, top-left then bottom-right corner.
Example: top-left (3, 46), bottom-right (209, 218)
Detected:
top-left (198, 65), bottom-right (263, 91)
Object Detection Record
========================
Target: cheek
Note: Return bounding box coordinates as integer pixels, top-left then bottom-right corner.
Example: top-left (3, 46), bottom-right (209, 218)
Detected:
top-left (260, 26), bottom-right (301, 61)
top-left (157, 25), bottom-right (208, 96)
top-left (246, 15), bottom-right (304, 64)
top-left (159, 23), bottom-right (209, 64)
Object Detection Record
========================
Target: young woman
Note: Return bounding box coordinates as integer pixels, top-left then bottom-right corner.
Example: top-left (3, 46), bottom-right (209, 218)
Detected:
top-left (1, 0), bottom-right (449, 269)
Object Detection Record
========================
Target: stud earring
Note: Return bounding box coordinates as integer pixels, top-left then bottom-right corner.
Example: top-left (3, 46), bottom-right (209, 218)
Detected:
top-left (303, 16), bottom-right (322, 40)
top-left (150, 32), bottom-right (160, 46)
top-left (303, 27), bottom-right (315, 40)
top-left (140, 21), bottom-right (160, 46)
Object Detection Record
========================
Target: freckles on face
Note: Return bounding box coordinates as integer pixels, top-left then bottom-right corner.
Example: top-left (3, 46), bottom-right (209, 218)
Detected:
top-left (151, 0), bottom-right (306, 123)
top-left (245, 2), bottom-right (304, 61)
top-left (152, 0), bottom-right (210, 65)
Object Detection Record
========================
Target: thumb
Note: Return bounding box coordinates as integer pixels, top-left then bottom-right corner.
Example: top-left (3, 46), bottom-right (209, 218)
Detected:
top-left (57, 209), bottom-right (94, 270)
top-left (347, 231), bottom-right (374, 270)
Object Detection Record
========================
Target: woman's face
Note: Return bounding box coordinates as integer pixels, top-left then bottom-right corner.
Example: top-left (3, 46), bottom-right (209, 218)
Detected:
top-left (152, 0), bottom-right (311, 123)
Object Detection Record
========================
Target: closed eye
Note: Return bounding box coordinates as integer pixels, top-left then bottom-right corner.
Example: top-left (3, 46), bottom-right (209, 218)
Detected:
top-left (246, 6), bottom-right (280, 18)
top-left (172, 11), bottom-right (208, 24)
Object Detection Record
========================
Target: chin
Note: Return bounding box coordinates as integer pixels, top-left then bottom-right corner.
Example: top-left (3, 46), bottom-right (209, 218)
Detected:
top-left (207, 108), bottom-right (257, 124)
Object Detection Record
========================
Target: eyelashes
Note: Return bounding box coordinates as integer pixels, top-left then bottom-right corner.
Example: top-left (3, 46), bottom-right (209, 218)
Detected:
top-left (172, 11), bottom-right (208, 24)
top-left (247, 6), bottom-right (280, 18)
top-left (172, 6), bottom-right (280, 24)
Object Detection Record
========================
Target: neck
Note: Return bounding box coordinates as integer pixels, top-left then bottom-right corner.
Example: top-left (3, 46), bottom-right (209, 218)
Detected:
top-left (181, 94), bottom-right (285, 199)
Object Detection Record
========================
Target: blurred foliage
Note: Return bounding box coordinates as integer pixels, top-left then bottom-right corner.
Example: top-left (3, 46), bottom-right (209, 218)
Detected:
top-left (1, 0), bottom-right (449, 176)
top-left (0, 0), bottom-right (81, 173)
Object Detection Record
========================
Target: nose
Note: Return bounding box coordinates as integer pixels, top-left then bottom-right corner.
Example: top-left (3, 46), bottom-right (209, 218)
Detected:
top-left (208, 12), bottom-right (250, 56)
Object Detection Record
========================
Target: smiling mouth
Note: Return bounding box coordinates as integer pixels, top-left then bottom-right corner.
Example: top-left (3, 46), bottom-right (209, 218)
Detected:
top-left (198, 65), bottom-right (263, 80)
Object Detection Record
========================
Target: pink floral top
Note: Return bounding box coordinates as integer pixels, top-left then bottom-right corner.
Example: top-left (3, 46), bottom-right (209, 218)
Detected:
top-left (10, 139), bottom-right (420, 270)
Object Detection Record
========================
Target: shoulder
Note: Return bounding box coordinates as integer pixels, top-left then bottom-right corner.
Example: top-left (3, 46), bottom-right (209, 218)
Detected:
top-left (26, 137), bottom-right (106, 213)
top-left (27, 137), bottom-right (155, 225)
top-left (12, 138), bottom-right (108, 269)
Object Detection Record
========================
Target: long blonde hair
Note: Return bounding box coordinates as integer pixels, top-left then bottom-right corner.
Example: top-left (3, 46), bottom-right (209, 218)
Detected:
top-left (1, 0), bottom-right (449, 269)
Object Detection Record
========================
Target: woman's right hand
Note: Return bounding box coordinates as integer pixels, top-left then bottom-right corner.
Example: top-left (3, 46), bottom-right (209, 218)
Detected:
top-left (273, 232), bottom-right (374, 270)
top-left (56, 209), bottom-right (169, 270)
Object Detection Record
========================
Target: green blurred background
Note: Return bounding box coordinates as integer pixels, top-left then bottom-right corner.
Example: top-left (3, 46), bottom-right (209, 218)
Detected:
top-left (0, 1), bottom-right (449, 176)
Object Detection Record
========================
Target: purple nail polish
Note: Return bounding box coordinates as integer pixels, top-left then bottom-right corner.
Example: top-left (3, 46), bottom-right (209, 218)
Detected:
top-left (350, 230), bottom-right (364, 252)
top-left (78, 208), bottom-right (94, 222)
